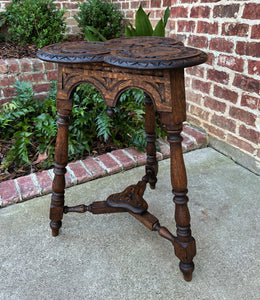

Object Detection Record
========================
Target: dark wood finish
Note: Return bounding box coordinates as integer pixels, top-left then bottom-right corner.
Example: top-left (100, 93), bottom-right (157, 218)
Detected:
top-left (37, 37), bottom-right (207, 281)
top-left (143, 96), bottom-right (158, 189)
top-left (107, 180), bottom-right (148, 214)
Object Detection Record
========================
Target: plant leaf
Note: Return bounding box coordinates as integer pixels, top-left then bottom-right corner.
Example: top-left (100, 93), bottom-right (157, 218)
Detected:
top-left (163, 6), bottom-right (170, 27)
top-left (84, 26), bottom-right (107, 41)
top-left (135, 5), bottom-right (153, 36)
top-left (152, 19), bottom-right (165, 37)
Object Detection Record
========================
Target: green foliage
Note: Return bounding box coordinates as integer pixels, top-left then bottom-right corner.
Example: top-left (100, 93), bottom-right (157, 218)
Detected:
top-left (0, 81), bottom-right (58, 169)
top-left (74, 0), bottom-right (123, 41)
top-left (125, 5), bottom-right (170, 37)
top-left (0, 0), bottom-right (67, 48)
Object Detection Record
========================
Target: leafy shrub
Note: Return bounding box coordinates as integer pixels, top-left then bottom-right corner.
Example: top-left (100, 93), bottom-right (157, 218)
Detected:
top-left (0, 81), bottom-right (166, 171)
top-left (74, 0), bottom-right (123, 41)
top-left (126, 5), bottom-right (170, 37)
top-left (0, 0), bottom-right (67, 48)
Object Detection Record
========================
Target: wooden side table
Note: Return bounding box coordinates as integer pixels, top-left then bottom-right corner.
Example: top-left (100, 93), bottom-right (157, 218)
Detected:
top-left (37, 37), bottom-right (207, 281)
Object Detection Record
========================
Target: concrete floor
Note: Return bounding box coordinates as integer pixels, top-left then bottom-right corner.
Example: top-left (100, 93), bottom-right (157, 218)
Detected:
top-left (0, 148), bottom-right (259, 300)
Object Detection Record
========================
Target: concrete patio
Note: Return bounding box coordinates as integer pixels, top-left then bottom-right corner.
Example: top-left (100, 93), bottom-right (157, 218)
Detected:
top-left (0, 147), bottom-right (259, 299)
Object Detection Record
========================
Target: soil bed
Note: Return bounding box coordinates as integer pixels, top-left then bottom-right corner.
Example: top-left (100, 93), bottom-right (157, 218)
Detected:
top-left (0, 35), bottom-right (84, 59)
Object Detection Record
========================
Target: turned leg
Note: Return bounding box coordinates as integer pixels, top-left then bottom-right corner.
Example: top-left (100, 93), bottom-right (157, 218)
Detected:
top-left (167, 124), bottom-right (196, 281)
top-left (143, 96), bottom-right (158, 189)
top-left (50, 107), bottom-right (71, 236)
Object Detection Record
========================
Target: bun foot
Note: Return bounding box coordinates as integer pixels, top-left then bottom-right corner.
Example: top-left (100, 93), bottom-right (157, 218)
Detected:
top-left (50, 220), bottom-right (62, 237)
top-left (179, 261), bottom-right (194, 282)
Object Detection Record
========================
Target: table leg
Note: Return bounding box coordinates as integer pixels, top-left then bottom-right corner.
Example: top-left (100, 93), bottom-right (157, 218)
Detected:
top-left (167, 124), bottom-right (196, 281)
top-left (50, 108), bottom-right (71, 236)
top-left (144, 96), bottom-right (158, 189)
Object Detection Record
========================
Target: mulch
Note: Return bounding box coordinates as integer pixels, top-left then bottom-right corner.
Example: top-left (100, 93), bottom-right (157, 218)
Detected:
top-left (0, 35), bottom-right (84, 59)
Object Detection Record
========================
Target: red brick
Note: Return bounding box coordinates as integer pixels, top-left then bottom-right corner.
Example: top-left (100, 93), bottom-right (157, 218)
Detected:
top-left (177, 20), bottom-right (195, 32)
top-left (213, 85), bottom-right (238, 104)
top-left (205, 52), bottom-right (215, 66)
top-left (189, 104), bottom-right (210, 121)
top-left (204, 96), bottom-right (226, 113)
top-left (211, 114), bottom-right (236, 133)
top-left (20, 58), bottom-right (32, 72)
top-left (203, 123), bottom-right (226, 139)
top-left (186, 66), bottom-right (204, 78)
top-left (157, 139), bottom-right (170, 158)
top-left (222, 23), bottom-right (249, 37)
top-left (187, 113), bottom-right (202, 127)
top-left (180, 0), bottom-right (199, 3)
top-left (183, 125), bottom-right (207, 146)
top-left (110, 149), bottom-right (135, 170)
top-left (239, 124), bottom-right (259, 143)
top-left (217, 54), bottom-right (244, 72)
top-left (242, 3), bottom-right (260, 20)
top-left (192, 78), bottom-right (211, 94)
top-left (251, 25), bottom-right (260, 39)
top-left (181, 133), bottom-right (196, 151)
top-left (5, 59), bottom-right (19, 73)
top-left (197, 21), bottom-right (218, 35)
top-left (163, 0), bottom-right (171, 5)
top-left (190, 6), bottom-right (210, 18)
top-left (201, 0), bottom-right (223, 2)
top-left (209, 38), bottom-right (234, 53)
top-left (47, 70), bottom-right (58, 81)
top-left (151, 0), bottom-right (161, 7)
top-left (43, 62), bottom-right (57, 71)
top-left (97, 153), bottom-right (122, 174)
top-left (33, 83), bottom-right (51, 94)
top-left (35, 171), bottom-right (52, 195)
top-left (241, 94), bottom-right (259, 111)
top-left (3, 87), bottom-right (16, 98)
top-left (0, 61), bottom-right (8, 74)
top-left (30, 59), bottom-right (44, 72)
top-left (0, 76), bottom-right (16, 87)
top-left (188, 35), bottom-right (208, 49)
top-left (122, 2), bottom-right (129, 9)
top-left (64, 3), bottom-right (78, 9)
top-left (213, 4), bottom-right (239, 18)
top-left (229, 107), bottom-right (256, 126)
top-left (124, 148), bottom-right (147, 166)
top-left (236, 42), bottom-right (260, 58)
top-left (18, 73), bottom-right (45, 83)
top-left (248, 60), bottom-right (260, 76)
top-left (186, 90), bottom-right (203, 105)
top-left (16, 175), bottom-right (39, 200)
top-left (65, 170), bottom-right (76, 187)
top-left (82, 157), bottom-right (106, 179)
top-left (171, 6), bottom-right (188, 18)
top-left (130, 1), bottom-right (139, 9)
top-left (227, 134), bottom-right (255, 154)
top-left (68, 161), bottom-right (91, 183)
top-left (0, 180), bottom-right (20, 206)
top-left (233, 74), bottom-right (260, 94)
top-left (207, 69), bottom-right (229, 84)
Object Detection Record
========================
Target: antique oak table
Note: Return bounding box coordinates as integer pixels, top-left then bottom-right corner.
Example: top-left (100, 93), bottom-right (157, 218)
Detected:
top-left (37, 37), bottom-right (207, 281)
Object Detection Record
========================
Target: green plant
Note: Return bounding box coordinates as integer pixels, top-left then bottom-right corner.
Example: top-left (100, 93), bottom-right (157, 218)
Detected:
top-left (125, 5), bottom-right (170, 37)
top-left (0, 80), bottom-right (58, 169)
top-left (74, 0), bottom-right (123, 41)
top-left (0, 0), bottom-right (67, 48)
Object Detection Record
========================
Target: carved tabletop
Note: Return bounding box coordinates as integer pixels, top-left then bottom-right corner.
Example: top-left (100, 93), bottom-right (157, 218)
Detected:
top-left (37, 36), bottom-right (207, 69)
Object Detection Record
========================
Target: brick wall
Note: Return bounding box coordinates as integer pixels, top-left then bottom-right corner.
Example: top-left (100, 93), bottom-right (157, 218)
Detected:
top-left (0, 59), bottom-right (57, 105)
top-left (116, 0), bottom-right (260, 174)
